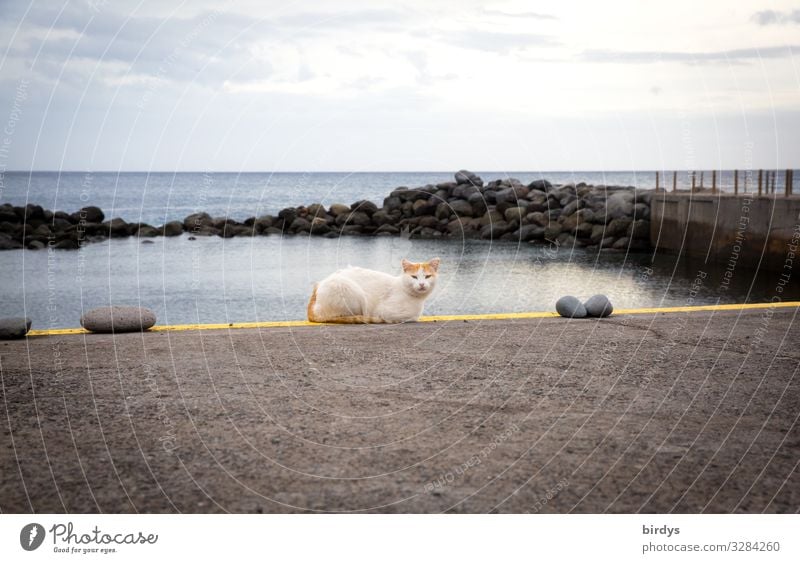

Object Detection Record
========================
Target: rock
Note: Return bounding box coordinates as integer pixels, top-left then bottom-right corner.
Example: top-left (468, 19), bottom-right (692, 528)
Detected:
top-left (590, 224), bottom-right (606, 244)
top-left (351, 200), bottom-right (378, 215)
top-left (0, 207), bottom-right (18, 223)
top-left (53, 239), bottom-right (79, 250)
top-left (412, 199), bottom-right (437, 217)
top-left (575, 222), bottom-right (594, 239)
top-left (504, 206), bottom-right (526, 223)
top-left (135, 225), bottom-right (159, 237)
top-left (0, 317), bottom-right (32, 339)
top-left (561, 199), bottom-right (584, 217)
top-left (435, 202), bottom-right (452, 220)
top-left (71, 206), bottom-right (104, 224)
top-left (24, 204), bottom-right (45, 221)
top-left (371, 210), bottom-right (398, 226)
top-left (543, 223), bottom-right (562, 240)
top-left (634, 202), bottom-right (650, 220)
top-left (104, 218), bottom-right (131, 237)
top-left (525, 211), bottom-right (549, 227)
top-left (480, 221), bottom-right (510, 239)
top-left (612, 236), bottom-right (630, 249)
top-left (80, 306), bottom-right (157, 333)
top-left (0, 234), bottom-right (23, 250)
top-left (584, 294), bottom-right (613, 317)
top-left (375, 224), bottom-right (400, 235)
top-left (328, 203), bottom-right (350, 216)
top-left (527, 179), bottom-right (552, 191)
top-left (518, 224), bottom-right (545, 241)
top-left (450, 199), bottom-right (474, 217)
top-left (495, 186), bottom-right (528, 205)
top-left (183, 212), bottom-right (213, 231)
top-left (290, 217), bottom-right (312, 232)
top-left (454, 169), bottom-right (483, 186)
top-left (337, 211), bottom-right (372, 227)
top-left (160, 221), bottom-right (183, 236)
top-left (309, 217), bottom-right (330, 234)
top-left (306, 203), bottom-right (326, 218)
top-left (28, 240), bottom-right (46, 250)
top-left (555, 296), bottom-right (587, 318)
top-left (254, 215), bottom-right (275, 233)
top-left (606, 217), bottom-right (632, 237)
top-left (277, 208), bottom-right (298, 229)
top-left (628, 219), bottom-right (650, 240)
top-left (606, 191), bottom-right (634, 220)
top-left (141, 240), bottom-right (154, 244)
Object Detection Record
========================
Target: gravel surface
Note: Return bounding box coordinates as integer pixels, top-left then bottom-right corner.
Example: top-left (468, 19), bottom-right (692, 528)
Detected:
top-left (1, 308), bottom-right (798, 513)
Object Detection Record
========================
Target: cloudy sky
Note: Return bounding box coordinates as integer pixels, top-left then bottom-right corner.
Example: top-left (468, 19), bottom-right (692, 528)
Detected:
top-left (0, 0), bottom-right (798, 171)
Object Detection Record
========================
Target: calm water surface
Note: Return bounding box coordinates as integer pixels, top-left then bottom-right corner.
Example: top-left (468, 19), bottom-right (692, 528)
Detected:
top-left (0, 236), bottom-right (794, 329)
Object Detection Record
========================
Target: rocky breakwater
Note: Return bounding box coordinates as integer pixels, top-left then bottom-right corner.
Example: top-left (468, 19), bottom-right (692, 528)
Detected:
top-left (0, 170), bottom-right (652, 250)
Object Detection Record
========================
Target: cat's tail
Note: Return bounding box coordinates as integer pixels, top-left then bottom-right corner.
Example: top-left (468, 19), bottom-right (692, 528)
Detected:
top-left (307, 283), bottom-right (320, 322)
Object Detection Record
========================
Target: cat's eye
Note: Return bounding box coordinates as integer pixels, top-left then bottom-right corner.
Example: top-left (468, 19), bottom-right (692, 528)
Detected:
top-left (425, 275), bottom-right (432, 279)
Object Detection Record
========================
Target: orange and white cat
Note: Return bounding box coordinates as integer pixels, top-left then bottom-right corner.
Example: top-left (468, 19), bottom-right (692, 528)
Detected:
top-left (307, 258), bottom-right (440, 323)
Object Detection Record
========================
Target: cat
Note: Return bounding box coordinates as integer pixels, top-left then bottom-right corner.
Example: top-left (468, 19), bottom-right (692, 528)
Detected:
top-left (307, 258), bottom-right (440, 323)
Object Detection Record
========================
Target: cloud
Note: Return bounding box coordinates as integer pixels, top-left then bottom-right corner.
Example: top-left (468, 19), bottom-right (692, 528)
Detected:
top-left (481, 8), bottom-right (557, 20)
top-left (751, 9), bottom-right (800, 25)
top-left (582, 45), bottom-right (799, 65)
top-left (440, 30), bottom-right (559, 53)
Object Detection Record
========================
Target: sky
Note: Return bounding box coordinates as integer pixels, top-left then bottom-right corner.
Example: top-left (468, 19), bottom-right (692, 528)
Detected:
top-left (0, 0), bottom-right (798, 172)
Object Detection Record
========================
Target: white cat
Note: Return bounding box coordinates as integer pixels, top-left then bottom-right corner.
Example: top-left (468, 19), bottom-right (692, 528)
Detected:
top-left (307, 258), bottom-right (440, 323)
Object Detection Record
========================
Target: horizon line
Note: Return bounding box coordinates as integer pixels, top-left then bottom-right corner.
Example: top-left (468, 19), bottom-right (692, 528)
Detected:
top-left (5, 168), bottom-right (799, 175)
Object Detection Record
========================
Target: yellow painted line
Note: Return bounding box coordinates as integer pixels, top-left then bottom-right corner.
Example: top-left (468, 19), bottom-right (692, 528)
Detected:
top-left (23, 301), bottom-right (800, 337)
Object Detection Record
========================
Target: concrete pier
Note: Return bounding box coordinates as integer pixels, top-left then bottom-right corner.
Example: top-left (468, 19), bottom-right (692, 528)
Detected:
top-left (1, 306), bottom-right (798, 513)
top-left (650, 192), bottom-right (800, 271)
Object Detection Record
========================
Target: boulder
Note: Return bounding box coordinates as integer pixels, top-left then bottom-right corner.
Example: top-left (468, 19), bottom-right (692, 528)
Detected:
top-left (612, 236), bottom-right (630, 249)
top-left (0, 206), bottom-right (19, 223)
top-left (525, 212), bottom-right (549, 227)
top-left (527, 179), bottom-right (552, 191)
top-left (72, 206), bottom-right (104, 224)
top-left (606, 217), bottom-right (632, 238)
top-left (350, 200), bottom-right (379, 215)
top-left (306, 203), bottom-right (326, 219)
top-left (53, 239), bottom-right (79, 250)
top-left (504, 206), bottom-right (526, 224)
top-left (375, 224), bottom-right (400, 235)
top-left (543, 223), bottom-right (562, 240)
top-left (480, 221), bottom-right (510, 239)
top-left (160, 221), bottom-right (183, 236)
top-left (628, 219), bottom-right (650, 240)
top-left (584, 295), bottom-right (613, 317)
top-left (183, 212), bottom-right (213, 231)
top-left (0, 317), bottom-right (32, 339)
top-left (606, 191), bottom-right (634, 220)
top-left (309, 217), bottom-right (330, 235)
top-left (328, 203), bottom-right (351, 216)
top-left (450, 199), bottom-right (474, 217)
top-left (290, 217), bottom-right (312, 232)
top-left (80, 306), bottom-right (157, 333)
top-left (135, 225), bottom-right (159, 237)
top-left (555, 296), bottom-right (587, 318)
top-left (454, 169), bottom-right (484, 187)
top-left (104, 217), bottom-right (131, 237)
top-left (337, 211), bottom-right (372, 227)
top-left (518, 224), bottom-right (545, 241)
top-left (0, 234), bottom-right (23, 250)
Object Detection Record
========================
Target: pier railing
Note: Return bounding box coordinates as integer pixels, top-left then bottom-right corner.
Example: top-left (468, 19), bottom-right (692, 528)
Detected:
top-left (654, 169), bottom-right (795, 196)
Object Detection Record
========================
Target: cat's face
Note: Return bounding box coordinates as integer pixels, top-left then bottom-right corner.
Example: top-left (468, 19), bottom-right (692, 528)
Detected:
top-left (401, 257), bottom-right (440, 296)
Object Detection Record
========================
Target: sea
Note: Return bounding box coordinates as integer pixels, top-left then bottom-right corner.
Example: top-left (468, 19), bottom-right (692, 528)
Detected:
top-left (1, 171), bottom-right (798, 328)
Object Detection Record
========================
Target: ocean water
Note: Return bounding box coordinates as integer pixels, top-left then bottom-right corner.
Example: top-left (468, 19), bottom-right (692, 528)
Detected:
top-left (2, 170), bottom-right (797, 328)
top-left (1, 170), bottom-right (797, 226)
top-left (1, 235), bottom-right (796, 329)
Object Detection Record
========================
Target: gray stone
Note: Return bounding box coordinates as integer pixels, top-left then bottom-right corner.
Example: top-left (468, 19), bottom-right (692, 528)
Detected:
top-left (0, 317), bottom-right (32, 339)
top-left (450, 199), bottom-right (474, 217)
top-left (628, 219), bottom-right (650, 240)
top-left (556, 296), bottom-right (587, 318)
top-left (80, 306), bottom-right (157, 333)
top-left (454, 169), bottom-right (483, 186)
top-left (584, 294), bottom-right (613, 317)
top-left (527, 179), bottom-right (552, 191)
top-left (160, 221), bottom-right (183, 236)
top-left (606, 191), bottom-right (634, 219)
top-left (504, 206), bottom-right (526, 223)
top-left (328, 203), bottom-right (351, 216)
top-left (0, 234), bottom-right (23, 250)
top-left (71, 206), bottom-right (104, 224)
top-left (518, 224), bottom-right (545, 241)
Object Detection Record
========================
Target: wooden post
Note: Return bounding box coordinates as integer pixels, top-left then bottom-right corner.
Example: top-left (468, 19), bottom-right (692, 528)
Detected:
top-left (758, 169), bottom-right (763, 196)
top-left (772, 170), bottom-right (777, 193)
top-left (712, 169), bottom-right (717, 193)
top-left (672, 171), bottom-right (677, 192)
top-left (787, 169), bottom-right (793, 196)
top-left (691, 171), bottom-right (696, 191)
top-left (700, 171), bottom-right (704, 188)
top-left (734, 169), bottom-right (739, 195)
top-left (655, 170), bottom-right (659, 191)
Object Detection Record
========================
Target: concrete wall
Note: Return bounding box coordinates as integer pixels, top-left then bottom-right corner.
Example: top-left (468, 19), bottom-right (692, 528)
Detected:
top-left (650, 192), bottom-right (800, 271)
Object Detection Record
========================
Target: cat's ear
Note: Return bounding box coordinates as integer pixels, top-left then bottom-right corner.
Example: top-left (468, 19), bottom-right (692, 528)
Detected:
top-left (428, 257), bottom-right (441, 271)
top-left (401, 258), bottom-right (414, 272)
